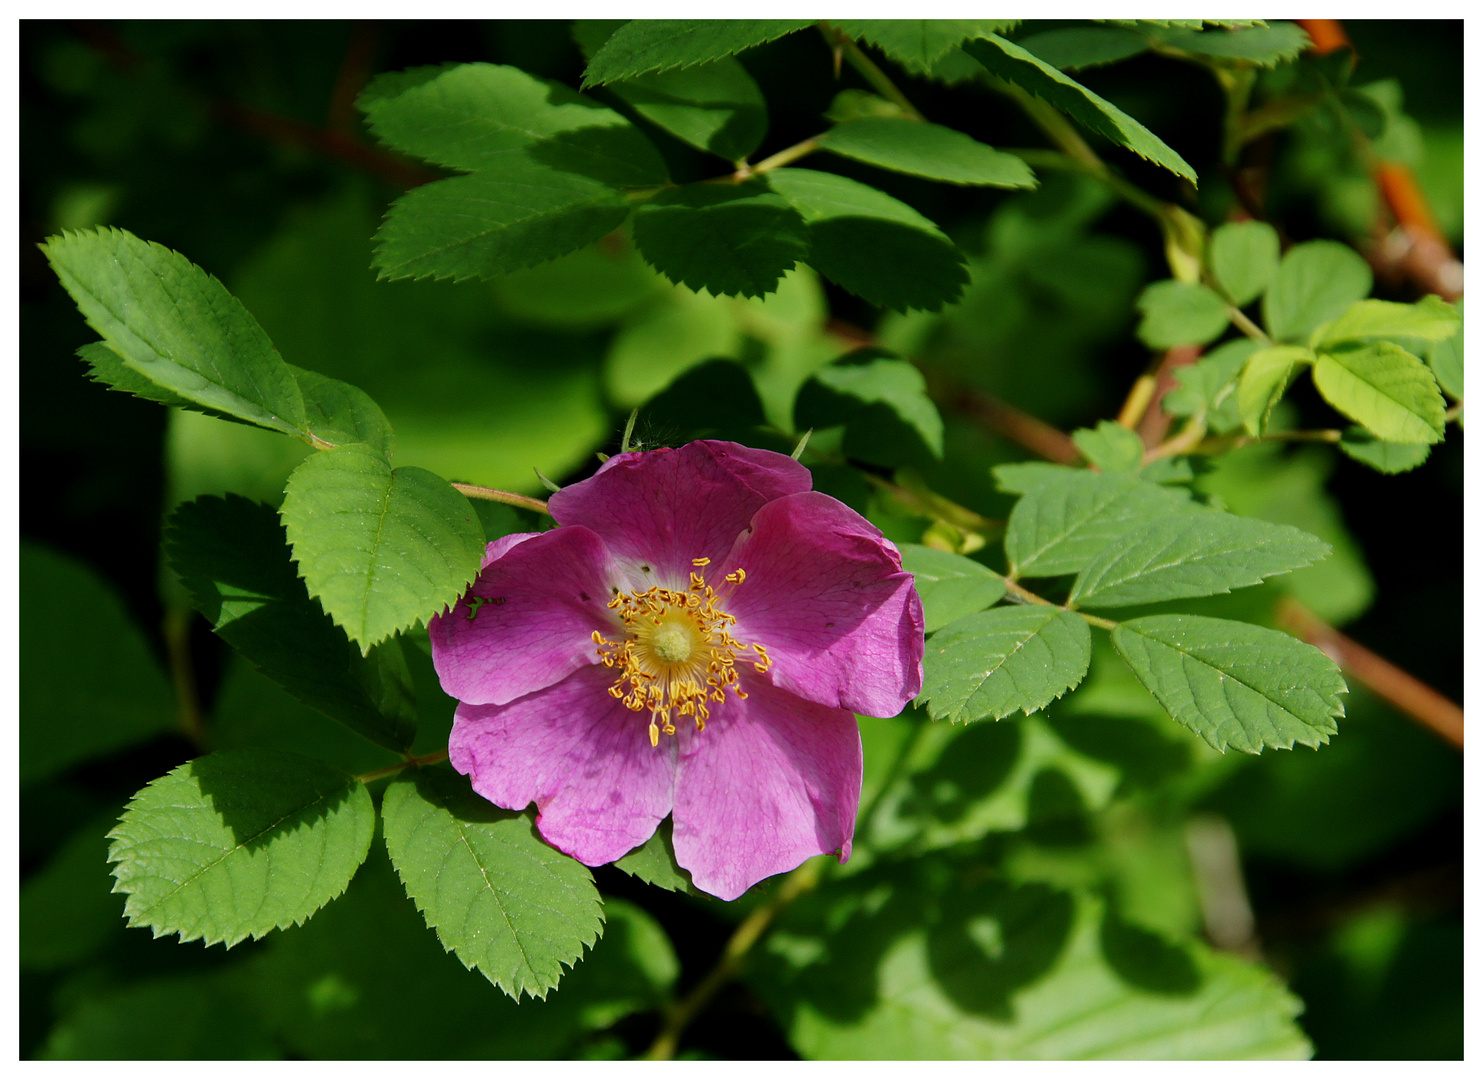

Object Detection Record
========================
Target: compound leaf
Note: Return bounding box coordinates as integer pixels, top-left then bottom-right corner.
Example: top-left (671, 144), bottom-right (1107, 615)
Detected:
top-left (583, 20), bottom-right (814, 85)
top-left (1263, 240), bottom-right (1373, 343)
top-left (1336, 428), bottom-right (1432, 474)
top-left (373, 166), bottom-right (631, 283)
top-left (1315, 296), bottom-right (1461, 349)
top-left (899, 544), bottom-right (1007, 633)
top-left (1312, 341), bottom-right (1446, 444)
top-left (1209, 220), bottom-right (1280, 307)
top-left (1136, 280), bottom-right (1230, 348)
top-left (1238, 345), bottom-right (1314, 436)
top-left (167, 494), bottom-right (418, 752)
top-left (280, 443), bottom-right (486, 652)
top-left (962, 35), bottom-right (1195, 183)
top-left (631, 180), bottom-right (809, 298)
top-left (1069, 513), bottom-right (1330, 608)
top-left (380, 766), bottom-right (603, 999)
top-left (600, 59), bottom-right (768, 162)
top-left (1112, 614), bottom-right (1345, 753)
top-left (999, 466), bottom-right (1199, 578)
top-left (42, 227), bottom-right (309, 438)
top-left (817, 117), bottom-right (1035, 188)
top-left (767, 167), bottom-right (968, 312)
top-left (920, 606), bottom-right (1091, 723)
top-left (107, 749), bottom-right (375, 947)
top-left (1163, 339), bottom-right (1257, 421)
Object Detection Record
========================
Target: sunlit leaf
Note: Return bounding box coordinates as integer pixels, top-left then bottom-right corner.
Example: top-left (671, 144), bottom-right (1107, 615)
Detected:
top-left (920, 606), bottom-right (1092, 723)
top-left (899, 544), bottom-right (1007, 633)
top-left (1312, 341), bottom-right (1446, 444)
top-left (817, 117), bottom-right (1035, 188)
top-left (583, 20), bottom-right (814, 85)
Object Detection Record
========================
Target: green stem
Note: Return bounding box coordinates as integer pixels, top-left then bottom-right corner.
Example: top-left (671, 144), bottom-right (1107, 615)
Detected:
top-left (450, 482), bottom-right (551, 516)
top-left (741, 136), bottom-right (822, 177)
top-left (1445, 401), bottom-right (1464, 422)
top-left (1226, 304), bottom-right (1272, 346)
top-left (819, 24), bottom-right (926, 121)
top-left (355, 749), bottom-right (449, 784)
top-left (1005, 575), bottom-right (1118, 630)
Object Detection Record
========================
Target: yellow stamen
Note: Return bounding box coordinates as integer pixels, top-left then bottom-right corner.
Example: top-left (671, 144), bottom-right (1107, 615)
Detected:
top-left (592, 563), bottom-right (767, 747)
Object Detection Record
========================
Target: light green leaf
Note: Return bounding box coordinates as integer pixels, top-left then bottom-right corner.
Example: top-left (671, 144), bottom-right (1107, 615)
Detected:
top-left (583, 20), bottom-right (814, 84)
top-left (817, 117), bottom-right (1035, 188)
top-left (1337, 427), bottom-right (1432, 474)
top-left (1315, 295), bottom-right (1462, 348)
top-left (1112, 614), bottom-right (1345, 752)
top-left (491, 240), bottom-right (666, 329)
top-left (361, 62), bottom-right (666, 187)
top-left (602, 59), bottom-right (768, 162)
top-left (1072, 420), bottom-right (1145, 473)
top-left (632, 180), bottom-right (810, 298)
top-left (614, 819), bottom-right (695, 893)
top-left (796, 355), bottom-right (945, 464)
top-left (42, 227), bottom-right (309, 438)
top-left (899, 544), bottom-right (1007, 632)
top-left (107, 749), bottom-right (376, 947)
top-left (292, 366), bottom-right (396, 457)
top-left (167, 495), bottom-right (418, 752)
top-left (1163, 339), bottom-right (1257, 420)
top-left (380, 767), bottom-right (603, 999)
top-left (1427, 299), bottom-right (1463, 399)
top-left (962, 35), bottom-right (1196, 183)
top-left (372, 166), bottom-right (631, 283)
top-left (604, 287), bottom-right (741, 407)
top-left (1263, 240), bottom-right (1373, 342)
top-left (920, 606), bottom-right (1091, 723)
top-left (824, 89), bottom-right (906, 123)
top-left (1136, 280), bottom-right (1230, 348)
top-left (20, 543), bottom-right (176, 786)
top-left (837, 20), bottom-right (1021, 74)
top-left (767, 167), bottom-right (968, 312)
top-left (1238, 345), bottom-right (1314, 436)
top-left (1069, 512), bottom-right (1330, 608)
top-left (1017, 26), bottom-right (1148, 70)
top-left (1155, 22), bottom-right (1311, 65)
top-left (1312, 341), bottom-right (1446, 444)
top-left (280, 443), bottom-right (486, 652)
top-left (999, 466), bottom-right (1199, 577)
top-left (1209, 220), bottom-right (1280, 307)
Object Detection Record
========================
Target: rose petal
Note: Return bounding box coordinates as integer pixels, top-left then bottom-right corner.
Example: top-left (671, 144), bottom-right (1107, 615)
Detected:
top-left (719, 491), bottom-right (925, 718)
top-left (449, 665), bottom-right (677, 866)
top-left (672, 675), bottom-right (862, 901)
top-left (429, 525), bottom-right (622, 706)
top-left (548, 440), bottom-right (811, 587)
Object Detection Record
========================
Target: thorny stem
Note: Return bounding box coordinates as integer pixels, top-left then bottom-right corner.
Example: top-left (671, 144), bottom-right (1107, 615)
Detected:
top-left (645, 857), bottom-right (826, 1060)
top-left (354, 749), bottom-right (449, 784)
top-left (450, 482), bottom-right (551, 516)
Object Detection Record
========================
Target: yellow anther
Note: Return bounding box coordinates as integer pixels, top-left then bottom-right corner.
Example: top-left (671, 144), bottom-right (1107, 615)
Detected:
top-left (725, 568), bottom-right (746, 585)
top-left (692, 557), bottom-right (710, 566)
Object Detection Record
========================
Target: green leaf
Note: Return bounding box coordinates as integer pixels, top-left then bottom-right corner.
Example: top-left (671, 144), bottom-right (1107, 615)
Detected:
top-left (107, 749), bottom-right (376, 946)
top-left (42, 227), bottom-right (309, 438)
top-left (372, 166), bottom-right (632, 283)
top-left (167, 495), bottom-right (418, 752)
top-left (292, 366), bottom-right (397, 457)
top-left (491, 238), bottom-right (666, 329)
top-left (1069, 512), bottom-right (1330, 608)
top-left (380, 766), bottom-right (603, 999)
top-left (20, 812), bottom-right (124, 970)
top-left (280, 443), bottom-right (486, 652)
top-left (583, 20), bottom-right (814, 84)
top-left (1017, 26), bottom-right (1149, 70)
top-left (1337, 427), bottom-right (1432, 474)
top-left (1209, 220), bottom-right (1280, 307)
top-left (1263, 240), bottom-right (1373, 342)
top-left (614, 819), bottom-right (695, 893)
top-left (1112, 614), bottom-right (1345, 752)
top-left (998, 466), bottom-right (1199, 578)
top-left (920, 606), bottom-right (1092, 723)
top-left (362, 62), bottom-right (666, 187)
top-left (1135, 280), bottom-right (1230, 349)
top-left (1238, 345), bottom-right (1314, 436)
top-left (817, 117), bottom-right (1035, 188)
top-left (1427, 300), bottom-right (1463, 399)
top-left (1156, 22), bottom-right (1312, 66)
top-left (601, 59), bottom-right (768, 162)
top-left (1071, 420), bottom-right (1145, 472)
top-left (1312, 341), bottom-right (1446, 444)
top-left (795, 354), bottom-right (945, 464)
top-left (767, 168), bottom-right (968, 312)
top-left (899, 544), bottom-right (1007, 633)
top-left (1315, 295), bottom-right (1462, 348)
top-left (962, 35), bottom-right (1196, 183)
top-left (20, 543), bottom-right (176, 786)
top-left (604, 287), bottom-right (741, 407)
top-left (1163, 339), bottom-right (1257, 420)
top-left (837, 20), bottom-right (1021, 74)
top-left (631, 180), bottom-right (810, 298)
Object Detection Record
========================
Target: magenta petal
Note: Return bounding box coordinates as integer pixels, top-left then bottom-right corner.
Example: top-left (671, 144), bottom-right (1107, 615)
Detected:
top-left (672, 675), bottom-right (862, 901)
top-left (721, 491), bottom-right (925, 718)
top-left (547, 440), bottom-right (812, 586)
top-left (429, 525), bottom-right (621, 706)
top-left (449, 665), bottom-right (677, 866)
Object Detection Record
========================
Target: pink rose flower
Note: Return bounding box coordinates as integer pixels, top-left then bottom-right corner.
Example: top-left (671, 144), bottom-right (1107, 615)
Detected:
top-left (429, 440), bottom-right (924, 900)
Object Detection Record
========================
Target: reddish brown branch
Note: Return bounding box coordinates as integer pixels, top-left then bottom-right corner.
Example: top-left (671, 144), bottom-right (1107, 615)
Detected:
top-left (1135, 345), bottom-right (1204, 448)
top-left (328, 22), bottom-right (382, 134)
top-left (1277, 597), bottom-right (1463, 750)
top-left (1295, 19), bottom-right (1352, 55)
top-left (949, 385), bottom-right (1080, 464)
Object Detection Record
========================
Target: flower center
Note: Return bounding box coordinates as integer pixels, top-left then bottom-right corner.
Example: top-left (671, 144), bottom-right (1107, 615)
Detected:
top-left (593, 558), bottom-right (772, 747)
